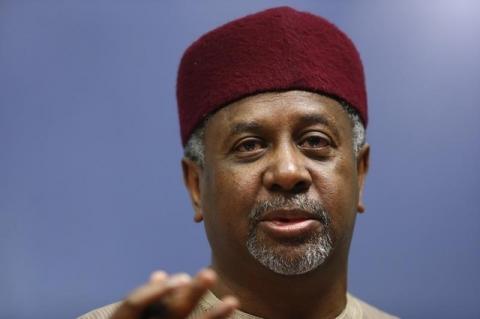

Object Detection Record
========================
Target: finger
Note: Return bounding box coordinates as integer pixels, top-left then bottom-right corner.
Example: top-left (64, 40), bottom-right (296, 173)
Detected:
top-left (178, 268), bottom-right (217, 302)
top-left (201, 296), bottom-right (239, 319)
top-left (150, 271), bottom-right (168, 283)
top-left (163, 268), bottom-right (217, 317)
top-left (111, 274), bottom-right (191, 319)
top-left (130, 273), bottom-right (191, 306)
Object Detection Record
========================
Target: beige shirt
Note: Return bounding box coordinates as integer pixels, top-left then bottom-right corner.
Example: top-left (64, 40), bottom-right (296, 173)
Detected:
top-left (78, 290), bottom-right (398, 319)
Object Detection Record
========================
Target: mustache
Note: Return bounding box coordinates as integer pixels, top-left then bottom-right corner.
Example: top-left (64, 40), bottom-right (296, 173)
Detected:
top-left (248, 194), bottom-right (331, 226)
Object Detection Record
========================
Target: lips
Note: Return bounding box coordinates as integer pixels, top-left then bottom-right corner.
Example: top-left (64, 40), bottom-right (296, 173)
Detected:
top-left (258, 210), bottom-right (322, 238)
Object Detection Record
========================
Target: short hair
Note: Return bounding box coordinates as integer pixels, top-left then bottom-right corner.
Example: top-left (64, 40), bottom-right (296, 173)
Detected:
top-left (184, 100), bottom-right (366, 167)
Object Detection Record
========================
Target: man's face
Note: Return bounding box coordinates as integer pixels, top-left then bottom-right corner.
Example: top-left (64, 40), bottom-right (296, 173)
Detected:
top-left (185, 90), bottom-right (369, 275)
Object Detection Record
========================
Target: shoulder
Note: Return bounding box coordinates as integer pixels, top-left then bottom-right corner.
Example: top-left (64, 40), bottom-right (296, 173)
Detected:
top-left (77, 302), bottom-right (121, 319)
top-left (348, 294), bottom-right (399, 319)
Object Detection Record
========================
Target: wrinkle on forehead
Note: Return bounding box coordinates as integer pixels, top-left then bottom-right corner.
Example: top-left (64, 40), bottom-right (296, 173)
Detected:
top-left (208, 90), bottom-right (350, 134)
top-left (225, 91), bottom-right (325, 114)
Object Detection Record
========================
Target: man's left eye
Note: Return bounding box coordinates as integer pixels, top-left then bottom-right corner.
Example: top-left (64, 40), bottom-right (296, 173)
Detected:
top-left (298, 134), bottom-right (330, 149)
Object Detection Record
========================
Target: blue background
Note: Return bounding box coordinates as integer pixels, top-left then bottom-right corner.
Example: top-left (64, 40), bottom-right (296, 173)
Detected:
top-left (1, 1), bottom-right (479, 318)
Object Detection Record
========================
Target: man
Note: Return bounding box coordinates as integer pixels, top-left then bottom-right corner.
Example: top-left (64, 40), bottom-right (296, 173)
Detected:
top-left (80, 6), bottom-right (397, 319)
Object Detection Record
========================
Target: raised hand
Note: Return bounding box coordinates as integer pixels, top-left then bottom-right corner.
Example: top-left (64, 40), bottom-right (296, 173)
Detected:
top-left (110, 269), bottom-right (239, 319)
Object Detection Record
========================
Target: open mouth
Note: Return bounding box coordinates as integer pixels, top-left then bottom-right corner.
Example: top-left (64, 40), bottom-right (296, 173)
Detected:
top-left (258, 211), bottom-right (322, 238)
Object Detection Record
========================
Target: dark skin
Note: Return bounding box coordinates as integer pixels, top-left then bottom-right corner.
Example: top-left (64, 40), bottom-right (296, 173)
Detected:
top-left (111, 90), bottom-right (369, 319)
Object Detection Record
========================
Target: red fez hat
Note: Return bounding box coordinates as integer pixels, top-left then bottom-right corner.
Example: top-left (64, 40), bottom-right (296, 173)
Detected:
top-left (177, 6), bottom-right (367, 145)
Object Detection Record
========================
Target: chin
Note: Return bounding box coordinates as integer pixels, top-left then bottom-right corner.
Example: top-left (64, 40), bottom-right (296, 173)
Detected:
top-left (246, 231), bottom-right (333, 276)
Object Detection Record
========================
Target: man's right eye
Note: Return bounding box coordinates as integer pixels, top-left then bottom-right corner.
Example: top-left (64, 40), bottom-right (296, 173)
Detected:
top-left (234, 138), bottom-right (266, 153)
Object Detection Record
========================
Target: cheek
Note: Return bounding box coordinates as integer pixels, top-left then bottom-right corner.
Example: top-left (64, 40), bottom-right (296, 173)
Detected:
top-left (205, 166), bottom-right (258, 208)
top-left (201, 164), bottom-right (261, 241)
top-left (311, 160), bottom-right (358, 238)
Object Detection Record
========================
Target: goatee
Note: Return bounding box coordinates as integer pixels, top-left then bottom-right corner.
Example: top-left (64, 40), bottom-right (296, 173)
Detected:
top-left (246, 194), bottom-right (333, 275)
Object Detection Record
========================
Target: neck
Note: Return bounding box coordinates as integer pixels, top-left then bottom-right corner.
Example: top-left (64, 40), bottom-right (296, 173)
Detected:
top-left (210, 253), bottom-right (349, 319)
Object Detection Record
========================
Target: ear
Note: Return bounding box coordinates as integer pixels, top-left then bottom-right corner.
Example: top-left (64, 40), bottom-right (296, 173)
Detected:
top-left (181, 158), bottom-right (204, 222)
top-left (356, 143), bottom-right (370, 213)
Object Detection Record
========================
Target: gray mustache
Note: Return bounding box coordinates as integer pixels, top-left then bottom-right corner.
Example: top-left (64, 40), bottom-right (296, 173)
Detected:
top-left (248, 194), bottom-right (331, 226)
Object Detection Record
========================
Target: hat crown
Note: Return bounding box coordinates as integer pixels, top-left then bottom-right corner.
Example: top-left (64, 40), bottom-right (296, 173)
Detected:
top-left (177, 6), bottom-right (367, 145)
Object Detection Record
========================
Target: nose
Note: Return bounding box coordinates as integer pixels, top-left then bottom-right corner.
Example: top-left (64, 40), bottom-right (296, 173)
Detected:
top-left (263, 142), bottom-right (312, 194)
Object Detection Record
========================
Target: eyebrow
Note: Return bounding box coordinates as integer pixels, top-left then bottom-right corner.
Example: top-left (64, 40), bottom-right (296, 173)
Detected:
top-left (228, 114), bottom-right (340, 139)
top-left (298, 114), bottom-right (340, 139)
top-left (229, 121), bottom-right (263, 136)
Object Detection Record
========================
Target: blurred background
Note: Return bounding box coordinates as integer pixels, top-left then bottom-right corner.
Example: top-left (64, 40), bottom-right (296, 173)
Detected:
top-left (1, 1), bottom-right (479, 318)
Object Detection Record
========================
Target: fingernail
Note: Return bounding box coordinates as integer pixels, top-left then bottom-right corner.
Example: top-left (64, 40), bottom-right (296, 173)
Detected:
top-left (222, 296), bottom-right (240, 308)
top-left (150, 271), bottom-right (167, 282)
top-left (168, 273), bottom-right (191, 285)
top-left (199, 268), bottom-right (216, 280)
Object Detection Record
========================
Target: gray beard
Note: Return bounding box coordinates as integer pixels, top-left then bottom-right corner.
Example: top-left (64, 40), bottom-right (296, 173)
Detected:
top-left (246, 195), bottom-right (333, 275)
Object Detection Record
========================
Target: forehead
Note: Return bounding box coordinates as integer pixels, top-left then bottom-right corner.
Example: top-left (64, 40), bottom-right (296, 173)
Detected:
top-left (205, 90), bottom-right (352, 135)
